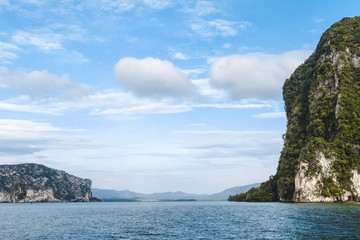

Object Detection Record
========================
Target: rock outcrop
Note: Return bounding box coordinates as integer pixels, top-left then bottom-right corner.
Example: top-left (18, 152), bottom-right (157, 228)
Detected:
top-left (0, 163), bottom-right (92, 203)
top-left (277, 16), bottom-right (360, 202)
top-left (231, 17), bottom-right (360, 203)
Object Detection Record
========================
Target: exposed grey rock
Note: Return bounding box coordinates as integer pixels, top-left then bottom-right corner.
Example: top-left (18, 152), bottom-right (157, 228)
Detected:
top-left (0, 163), bottom-right (92, 203)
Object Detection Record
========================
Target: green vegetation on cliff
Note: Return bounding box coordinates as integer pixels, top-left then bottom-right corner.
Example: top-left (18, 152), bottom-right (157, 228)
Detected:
top-left (230, 17), bottom-right (360, 202)
top-left (228, 176), bottom-right (277, 202)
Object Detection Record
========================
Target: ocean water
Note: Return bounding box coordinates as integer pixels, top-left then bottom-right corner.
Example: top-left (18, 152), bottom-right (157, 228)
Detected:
top-left (0, 201), bottom-right (359, 239)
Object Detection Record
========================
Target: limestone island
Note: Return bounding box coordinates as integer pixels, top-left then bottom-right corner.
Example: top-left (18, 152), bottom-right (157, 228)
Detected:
top-left (229, 16), bottom-right (360, 203)
top-left (0, 163), bottom-right (92, 203)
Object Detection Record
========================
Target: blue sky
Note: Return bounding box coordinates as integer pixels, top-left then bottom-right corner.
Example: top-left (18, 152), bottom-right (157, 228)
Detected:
top-left (0, 0), bottom-right (359, 194)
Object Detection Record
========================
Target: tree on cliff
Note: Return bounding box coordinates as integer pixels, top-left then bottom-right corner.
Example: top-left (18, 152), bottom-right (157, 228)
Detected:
top-left (230, 16), bottom-right (360, 202)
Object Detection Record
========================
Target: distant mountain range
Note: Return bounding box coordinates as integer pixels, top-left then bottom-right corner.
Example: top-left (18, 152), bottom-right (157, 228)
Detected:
top-left (92, 183), bottom-right (260, 201)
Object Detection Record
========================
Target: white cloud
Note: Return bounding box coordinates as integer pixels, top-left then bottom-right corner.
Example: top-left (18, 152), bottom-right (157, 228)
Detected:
top-left (86, 91), bottom-right (142, 109)
top-left (0, 119), bottom-right (62, 133)
top-left (192, 78), bottom-right (227, 100)
top-left (0, 67), bottom-right (93, 99)
top-left (85, 0), bottom-right (171, 13)
top-left (0, 41), bottom-right (20, 63)
top-left (91, 103), bottom-right (191, 115)
top-left (171, 51), bottom-right (190, 60)
top-left (209, 50), bottom-right (312, 99)
top-left (143, 0), bottom-right (172, 9)
top-left (0, 117), bottom-right (282, 193)
top-left (192, 103), bottom-right (271, 109)
top-left (12, 31), bottom-right (63, 51)
top-left (0, 86), bottom-right (272, 116)
top-left (10, 25), bottom-right (89, 61)
top-left (181, 1), bottom-right (247, 41)
top-left (182, 1), bottom-right (218, 16)
top-left (94, 0), bottom-right (135, 12)
top-left (50, 24), bottom-right (88, 42)
top-left (183, 68), bottom-right (207, 79)
top-left (191, 19), bottom-right (250, 39)
top-left (168, 47), bottom-right (191, 60)
top-left (81, 88), bottom-right (271, 116)
top-left (69, 129), bottom-right (281, 193)
top-left (0, 119), bottom-right (92, 155)
top-left (86, 92), bottom-right (192, 115)
top-left (253, 112), bottom-right (286, 118)
top-left (114, 57), bottom-right (195, 97)
top-left (0, 101), bottom-right (60, 115)
top-left (88, 95), bottom-right (270, 116)
top-left (0, 42), bottom-right (20, 51)
top-left (86, 89), bottom-right (271, 116)
top-left (169, 130), bottom-right (282, 168)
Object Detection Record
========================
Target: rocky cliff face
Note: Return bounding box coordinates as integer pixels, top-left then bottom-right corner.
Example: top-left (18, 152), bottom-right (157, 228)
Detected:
top-left (0, 163), bottom-right (92, 203)
top-left (277, 17), bottom-right (360, 202)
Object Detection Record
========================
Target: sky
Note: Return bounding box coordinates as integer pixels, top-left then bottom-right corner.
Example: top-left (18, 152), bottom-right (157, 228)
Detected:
top-left (0, 0), bottom-right (359, 194)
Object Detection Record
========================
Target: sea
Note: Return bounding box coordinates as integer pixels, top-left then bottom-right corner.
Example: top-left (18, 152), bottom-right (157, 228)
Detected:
top-left (0, 201), bottom-right (359, 239)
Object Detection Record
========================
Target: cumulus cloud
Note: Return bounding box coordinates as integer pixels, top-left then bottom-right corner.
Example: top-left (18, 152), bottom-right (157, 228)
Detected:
top-left (183, 68), bottom-right (206, 79)
top-left (114, 57), bottom-right (195, 98)
top-left (209, 50), bottom-right (312, 99)
top-left (191, 78), bottom-right (227, 100)
top-left (0, 67), bottom-right (93, 99)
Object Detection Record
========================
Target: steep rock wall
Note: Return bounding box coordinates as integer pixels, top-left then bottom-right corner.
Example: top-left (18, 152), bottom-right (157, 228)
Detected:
top-left (277, 17), bottom-right (360, 202)
top-left (0, 163), bottom-right (92, 203)
top-left (294, 151), bottom-right (359, 202)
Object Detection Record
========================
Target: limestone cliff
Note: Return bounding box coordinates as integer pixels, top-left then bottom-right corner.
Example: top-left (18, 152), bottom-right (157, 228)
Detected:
top-left (0, 163), bottom-right (92, 203)
top-left (277, 16), bottom-right (360, 202)
top-left (230, 17), bottom-right (360, 203)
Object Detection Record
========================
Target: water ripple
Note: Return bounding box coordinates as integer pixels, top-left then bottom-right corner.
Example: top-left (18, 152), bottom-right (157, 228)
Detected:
top-left (0, 202), bottom-right (359, 239)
